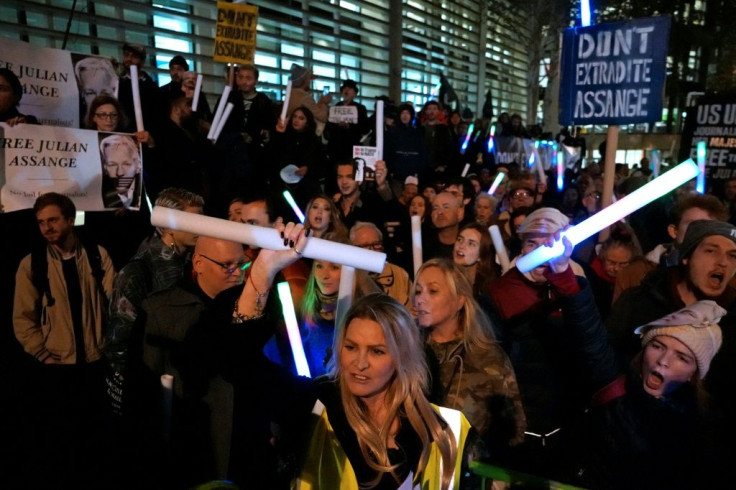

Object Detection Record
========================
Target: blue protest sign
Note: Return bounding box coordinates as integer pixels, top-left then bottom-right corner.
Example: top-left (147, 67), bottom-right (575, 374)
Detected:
top-left (559, 16), bottom-right (671, 126)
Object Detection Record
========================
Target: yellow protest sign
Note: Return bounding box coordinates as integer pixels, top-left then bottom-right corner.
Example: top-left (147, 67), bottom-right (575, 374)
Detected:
top-left (213, 2), bottom-right (258, 65)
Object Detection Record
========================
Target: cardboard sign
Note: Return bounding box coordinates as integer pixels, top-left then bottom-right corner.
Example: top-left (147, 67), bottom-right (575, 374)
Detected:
top-left (559, 16), bottom-right (671, 126)
top-left (329, 106), bottom-right (359, 124)
top-left (213, 2), bottom-right (258, 65)
top-left (680, 95), bottom-right (736, 182)
top-left (0, 123), bottom-right (143, 212)
top-left (0, 38), bottom-right (117, 128)
top-left (352, 146), bottom-right (378, 182)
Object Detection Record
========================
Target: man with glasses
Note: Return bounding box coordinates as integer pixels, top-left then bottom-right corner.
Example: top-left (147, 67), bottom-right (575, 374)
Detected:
top-left (350, 221), bottom-right (411, 307)
top-left (491, 176), bottom-right (539, 244)
top-left (138, 236), bottom-right (247, 487)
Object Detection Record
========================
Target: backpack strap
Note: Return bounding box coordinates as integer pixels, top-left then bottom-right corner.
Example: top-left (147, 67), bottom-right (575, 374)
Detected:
top-left (591, 375), bottom-right (627, 408)
top-left (30, 242), bottom-right (54, 306)
top-left (77, 231), bottom-right (108, 304)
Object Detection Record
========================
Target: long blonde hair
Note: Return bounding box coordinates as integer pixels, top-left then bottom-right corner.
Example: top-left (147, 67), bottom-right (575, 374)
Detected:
top-left (415, 258), bottom-right (496, 353)
top-left (330, 293), bottom-right (457, 489)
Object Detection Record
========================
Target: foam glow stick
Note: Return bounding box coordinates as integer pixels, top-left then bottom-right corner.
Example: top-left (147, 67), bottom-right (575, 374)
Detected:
top-left (461, 123), bottom-right (474, 154)
top-left (461, 163), bottom-right (470, 177)
top-left (556, 146), bottom-right (565, 192)
top-left (129, 65), bottom-right (144, 131)
top-left (211, 102), bottom-right (234, 143)
top-left (277, 282), bottom-right (311, 377)
top-left (151, 207), bottom-right (386, 272)
top-left (489, 225), bottom-right (510, 273)
top-left (207, 85), bottom-right (232, 140)
top-left (411, 215), bottom-right (423, 277)
top-left (280, 80), bottom-right (292, 122)
top-left (517, 159), bottom-right (700, 273)
top-left (581, 0), bottom-right (592, 26)
top-left (282, 190), bottom-right (305, 223)
top-left (161, 374), bottom-right (173, 445)
top-left (192, 73), bottom-right (203, 111)
top-left (650, 149), bottom-right (660, 178)
top-left (488, 171), bottom-right (505, 195)
top-left (487, 124), bottom-right (496, 153)
top-left (376, 100), bottom-right (384, 159)
top-left (534, 141), bottom-right (546, 183)
top-left (696, 141), bottom-right (706, 194)
top-left (335, 265), bottom-right (355, 331)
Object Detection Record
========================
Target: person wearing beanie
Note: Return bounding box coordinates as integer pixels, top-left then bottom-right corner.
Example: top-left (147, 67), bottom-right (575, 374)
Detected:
top-left (159, 54), bottom-right (189, 98)
top-left (324, 78), bottom-right (368, 163)
top-left (118, 41), bottom-right (162, 133)
top-left (283, 63), bottom-right (330, 136)
top-left (537, 236), bottom-right (727, 489)
top-left (484, 210), bottom-right (588, 478)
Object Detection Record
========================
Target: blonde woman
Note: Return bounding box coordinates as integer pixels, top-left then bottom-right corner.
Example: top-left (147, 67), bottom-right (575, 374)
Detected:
top-left (414, 258), bottom-right (526, 455)
top-left (210, 222), bottom-right (478, 488)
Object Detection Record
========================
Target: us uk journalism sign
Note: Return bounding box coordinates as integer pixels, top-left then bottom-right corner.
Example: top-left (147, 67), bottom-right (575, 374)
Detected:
top-left (559, 16), bottom-right (671, 126)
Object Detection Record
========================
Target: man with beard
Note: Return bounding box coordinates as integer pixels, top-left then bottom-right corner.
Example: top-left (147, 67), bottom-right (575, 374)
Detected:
top-left (12, 192), bottom-right (115, 486)
top-left (159, 54), bottom-right (188, 98)
top-left (117, 43), bottom-right (162, 132)
top-left (148, 94), bottom-right (212, 199)
top-left (607, 220), bottom-right (736, 449)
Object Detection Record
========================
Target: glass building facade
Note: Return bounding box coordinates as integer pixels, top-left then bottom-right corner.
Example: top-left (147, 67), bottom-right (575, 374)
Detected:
top-left (1, 0), bottom-right (530, 118)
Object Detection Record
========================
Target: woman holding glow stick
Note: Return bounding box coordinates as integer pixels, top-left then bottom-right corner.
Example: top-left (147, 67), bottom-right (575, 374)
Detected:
top-left (537, 234), bottom-right (725, 489)
top-left (193, 222), bottom-right (483, 488)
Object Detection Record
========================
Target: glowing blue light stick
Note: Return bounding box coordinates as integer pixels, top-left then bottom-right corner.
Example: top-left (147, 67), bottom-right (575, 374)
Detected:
top-left (487, 171), bottom-right (505, 195)
top-left (516, 159), bottom-right (700, 273)
top-left (487, 124), bottom-right (496, 153)
top-left (461, 123), bottom-right (475, 154)
top-left (282, 190), bottom-right (305, 223)
top-left (650, 149), bottom-right (660, 178)
top-left (696, 141), bottom-right (706, 194)
top-left (277, 282), bottom-right (311, 378)
top-left (581, 0), bottom-right (592, 27)
top-left (527, 149), bottom-right (536, 169)
top-left (556, 145), bottom-right (565, 192)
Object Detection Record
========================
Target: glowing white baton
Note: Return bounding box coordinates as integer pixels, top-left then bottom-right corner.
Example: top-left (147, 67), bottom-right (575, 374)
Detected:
top-left (282, 190), bottom-right (305, 223)
top-left (277, 282), bottom-right (311, 377)
top-left (207, 85), bottom-right (231, 140)
top-left (488, 172), bottom-right (505, 195)
top-left (211, 102), bottom-right (234, 143)
top-left (192, 73), bottom-right (203, 112)
top-left (516, 159), bottom-right (700, 273)
top-left (411, 215), bottom-right (423, 277)
top-left (461, 163), bottom-right (470, 177)
top-left (376, 100), bottom-right (384, 159)
top-left (129, 65), bottom-right (144, 132)
top-left (151, 207), bottom-right (386, 273)
top-left (696, 141), bottom-right (706, 194)
top-left (489, 225), bottom-right (510, 273)
top-left (335, 265), bottom-right (356, 331)
top-left (279, 80), bottom-right (292, 123)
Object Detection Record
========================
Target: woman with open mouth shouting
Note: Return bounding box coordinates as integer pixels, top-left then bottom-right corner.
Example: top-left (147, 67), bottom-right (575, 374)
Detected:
top-left (541, 234), bottom-right (726, 490)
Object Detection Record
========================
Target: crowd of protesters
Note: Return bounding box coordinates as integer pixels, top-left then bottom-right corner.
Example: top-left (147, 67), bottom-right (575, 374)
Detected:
top-left (2, 42), bottom-right (736, 490)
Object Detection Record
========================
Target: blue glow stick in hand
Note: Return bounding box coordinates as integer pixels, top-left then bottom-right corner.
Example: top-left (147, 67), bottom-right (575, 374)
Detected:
top-left (277, 282), bottom-right (311, 377)
top-left (516, 159), bottom-right (700, 273)
top-left (696, 141), bottom-right (706, 194)
top-left (461, 123), bottom-right (475, 154)
top-left (487, 124), bottom-right (496, 153)
top-left (556, 145), bottom-right (565, 192)
top-left (488, 171), bottom-right (505, 195)
top-left (282, 190), bottom-right (305, 223)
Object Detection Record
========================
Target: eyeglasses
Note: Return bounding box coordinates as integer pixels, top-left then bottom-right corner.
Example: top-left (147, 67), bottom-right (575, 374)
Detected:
top-left (198, 253), bottom-right (251, 274)
top-left (95, 112), bottom-right (119, 120)
top-left (512, 190), bottom-right (532, 199)
top-left (356, 241), bottom-right (384, 251)
top-left (584, 192), bottom-right (601, 200)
